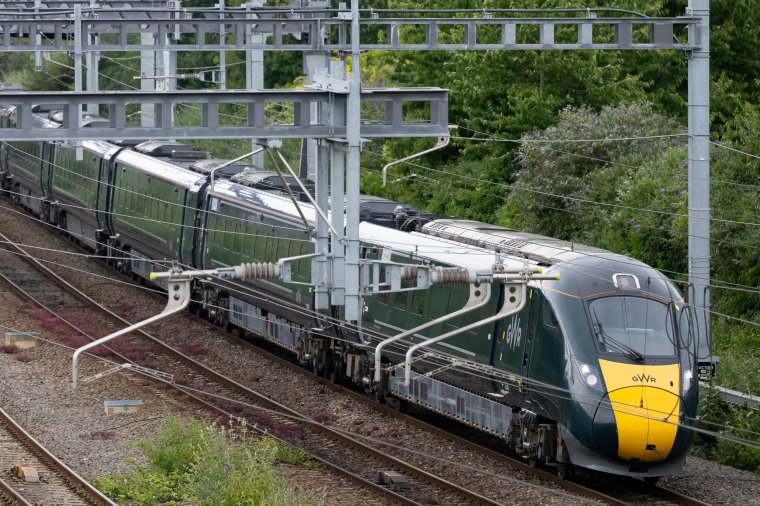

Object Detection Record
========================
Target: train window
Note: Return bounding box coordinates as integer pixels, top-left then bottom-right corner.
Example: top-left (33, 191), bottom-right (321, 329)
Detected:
top-left (254, 228), bottom-right (266, 260)
top-left (244, 224), bottom-right (255, 256)
top-left (391, 291), bottom-right (408, 311)
top-left (234, 222), bottom-right (243, 251)
top-left (542, 301), bottom-right (560, 329)
top-left (377, 291), bottom-right (390, 306)
top-left (223, 219), bottom-right (234, 250)
top-left (207, 215), bottom-right (218, 241)
top-left (588, 296), bottom-right (675, 357)
top-left (277, 237), bottom-right (289, 262)
top-left (411, 289), bottom-right (426, 316)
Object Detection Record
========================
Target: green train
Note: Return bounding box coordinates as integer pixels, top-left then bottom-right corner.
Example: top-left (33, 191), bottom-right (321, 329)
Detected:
top-left (0, 104), bottom-right (698, 480)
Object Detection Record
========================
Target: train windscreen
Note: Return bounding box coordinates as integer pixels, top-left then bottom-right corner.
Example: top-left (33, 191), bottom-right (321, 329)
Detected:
top-left (589, 297), bottom-right (676, 358)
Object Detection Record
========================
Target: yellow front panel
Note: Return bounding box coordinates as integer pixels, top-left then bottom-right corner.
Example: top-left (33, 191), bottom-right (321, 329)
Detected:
top-left (598, 360), bottom-right (681, 462)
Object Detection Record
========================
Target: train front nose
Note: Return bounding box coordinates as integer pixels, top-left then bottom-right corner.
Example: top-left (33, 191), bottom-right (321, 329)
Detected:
top-left (594, 361), bottom-right (682, 463)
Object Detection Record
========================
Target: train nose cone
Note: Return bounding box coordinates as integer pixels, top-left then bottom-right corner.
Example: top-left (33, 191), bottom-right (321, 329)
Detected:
top-left (596, 360), bottom-right (682, 463)
top-left (594, 386), bottom-right (681, 462)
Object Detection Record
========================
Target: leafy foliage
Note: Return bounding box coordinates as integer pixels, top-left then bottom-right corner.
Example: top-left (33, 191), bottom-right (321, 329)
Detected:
top-left (693, 389), bottom-right (760, 474)
top-left (93, 417), bottom-right (320, 506)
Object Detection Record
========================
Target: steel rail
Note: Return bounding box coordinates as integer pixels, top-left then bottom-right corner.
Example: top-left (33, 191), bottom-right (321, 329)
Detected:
top-left (0, 207), bottom-right (712, 506)
top-left (0, 405), bottom-right (116, 506)
top-left (0, 227), bottom-right (501, 505)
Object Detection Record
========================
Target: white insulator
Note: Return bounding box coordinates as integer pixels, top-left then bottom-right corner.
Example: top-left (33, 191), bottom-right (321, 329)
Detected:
top-left (400, 265), bottom-right (419, 279)
top-left (234, 262), bottom-right (280, 281)
top-left (431, 268), bottom-right (473, 285)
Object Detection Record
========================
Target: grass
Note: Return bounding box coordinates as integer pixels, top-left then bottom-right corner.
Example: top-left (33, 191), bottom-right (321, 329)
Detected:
top-left (93, 417), bottom-right (321, 506)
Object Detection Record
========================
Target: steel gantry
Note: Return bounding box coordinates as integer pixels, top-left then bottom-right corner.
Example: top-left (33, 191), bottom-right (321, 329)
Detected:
top-left (0, 1), bottom-right (714, 372)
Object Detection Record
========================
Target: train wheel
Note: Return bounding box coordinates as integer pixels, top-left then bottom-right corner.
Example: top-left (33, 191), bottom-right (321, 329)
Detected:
top-left (644, 476), bottom-right (660, 486)
top-left (528, 455), bottom-right (538, 468)
top-left (556, 464), bottom-right (573, 480)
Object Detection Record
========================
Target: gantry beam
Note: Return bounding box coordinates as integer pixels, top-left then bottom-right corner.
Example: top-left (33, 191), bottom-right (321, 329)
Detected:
top-left (0, 10), bottom-right (700, 52)
top-left (0, 87), bottom-right (448, 140)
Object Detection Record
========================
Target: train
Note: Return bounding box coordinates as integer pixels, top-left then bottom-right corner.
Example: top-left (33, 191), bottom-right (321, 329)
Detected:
top-left (0, 101), bottom-right (698, 481)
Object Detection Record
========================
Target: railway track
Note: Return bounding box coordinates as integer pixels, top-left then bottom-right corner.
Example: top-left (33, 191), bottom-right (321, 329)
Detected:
top-left (0, 405), bottom-right (115, 506)
top-left (0, 206), bottom-right (714, 506)
top-left (232, 336), bottom-right (714, 506)
top-left (0, 228), bottom-right (505, 505)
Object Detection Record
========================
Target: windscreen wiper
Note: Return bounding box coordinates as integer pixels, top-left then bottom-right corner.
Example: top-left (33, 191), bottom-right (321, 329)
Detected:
top-left (592, 311), bottom-right (644, 362)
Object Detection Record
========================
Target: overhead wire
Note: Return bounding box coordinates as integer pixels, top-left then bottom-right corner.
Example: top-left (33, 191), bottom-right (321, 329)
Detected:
top-left (455, 124), bottom-right (760, 191)
top-left (363, 149), bottom-right (760, 256)
top-left (3, 145), bottom-right (760, 303)
top-left (4, 194), bottom-right (760, 446)
top-left (4, 133), bottom-right (759, 320)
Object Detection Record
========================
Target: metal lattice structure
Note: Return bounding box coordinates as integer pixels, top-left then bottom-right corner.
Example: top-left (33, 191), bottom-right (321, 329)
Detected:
top-left (0, 1), bottom-right (713, 368)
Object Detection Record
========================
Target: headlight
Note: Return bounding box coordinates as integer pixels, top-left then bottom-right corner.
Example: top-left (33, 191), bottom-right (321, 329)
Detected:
top-left (575, 360), bottom-right (604, 391)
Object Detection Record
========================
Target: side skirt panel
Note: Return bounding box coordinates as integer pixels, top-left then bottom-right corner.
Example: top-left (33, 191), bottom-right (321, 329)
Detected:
top-left (389, 369), bottom-right (512, 439)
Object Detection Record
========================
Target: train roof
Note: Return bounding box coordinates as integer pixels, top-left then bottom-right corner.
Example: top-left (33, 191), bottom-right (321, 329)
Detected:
top-left (207, 179), bottom-right (318, 225)
top-left (113, 149), bottom-right (206, 189)
top-left (188, 158), bottom-right (251, 177)
top-left (230, 169), bottom-right (315, 202)
top-left (360, 222), bottom-right (526, 271)
top-left (422, 219), bottom-right (606, 266)
top-left (134, 141), bottom-right (207, 159)
top-left (48, 111), bottom-right (109, 129)
top-left (210, 181), bottom-right (527, 271)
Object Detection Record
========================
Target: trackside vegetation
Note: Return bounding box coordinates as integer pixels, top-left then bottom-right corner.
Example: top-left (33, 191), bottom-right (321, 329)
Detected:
top-left (93, 418), bottom-right (322, 506)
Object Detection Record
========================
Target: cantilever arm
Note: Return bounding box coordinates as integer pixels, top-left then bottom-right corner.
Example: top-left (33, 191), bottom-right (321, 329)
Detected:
top-left (403, 283), bottom-right (527, 387)
top-left (374, 282), bottom-right (491, 383)
top-left (71, 275), bottom-right (192, 389)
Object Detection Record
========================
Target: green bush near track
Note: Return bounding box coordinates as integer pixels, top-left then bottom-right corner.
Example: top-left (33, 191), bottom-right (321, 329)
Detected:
top-left (93, 417), bottom-right (321, 506)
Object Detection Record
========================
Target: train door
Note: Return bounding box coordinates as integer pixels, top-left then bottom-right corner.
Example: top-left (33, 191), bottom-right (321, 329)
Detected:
top-left (494, 286), bottom-right (532, 396)
top-left (521, 290), bottom-right (540, 383)
top-left (180, 183), bottom-right (203, 267)
top-left (524, 294), bottom-right (566, 421)
top-left (100, 158), bottom-right (118, 235)
top-left (40, 141), bottom-right (55, 197)
top-left (0, 113), bottom-right (9, 176)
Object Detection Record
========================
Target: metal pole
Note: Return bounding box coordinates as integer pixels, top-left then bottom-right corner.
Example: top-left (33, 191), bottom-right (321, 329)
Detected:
top-left (33, 0), bottom-right (41, 70)
top-left (218, 0), bottom-right (226, 90)
top-left (85, 0), bottom-right (98, 116)
top-left (73, 5), bottom-right (83, 159)
top-left (304, 51), bottom-right (330, 180)
top-left (246, 0), bottom-right (265, 168)
top-left (140, 32), bottom-right (155, 127)
top-left (330, 60), bottom-right (347, 308)
top-left (687, 0), bottom-right (711, 363)
top-left (344, 0), bottom-right (361, 323)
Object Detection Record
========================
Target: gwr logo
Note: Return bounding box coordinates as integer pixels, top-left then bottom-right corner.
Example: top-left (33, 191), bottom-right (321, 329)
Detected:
top-left (632, 374), bottom-right (656, 383)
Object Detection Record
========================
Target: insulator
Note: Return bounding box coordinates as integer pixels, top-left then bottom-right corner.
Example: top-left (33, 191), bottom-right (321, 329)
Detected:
top-left (235, 262), bottom-right (280, 281)
top-left (400, 265), bottom-right (418, 279)
top-left (431, 268), bottom-right (472, 285)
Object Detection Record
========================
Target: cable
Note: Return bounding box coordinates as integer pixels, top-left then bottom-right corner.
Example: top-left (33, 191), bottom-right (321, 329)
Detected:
top-left (4, 220), bottom-right (759, 451)
top-left (371, 149), bottom-right (760, 227)
top-left (364, 150), bottom-right (760, 256)
top-left (710, 140), bottom-right (760, 161)
top-left (452, 133), bottom-right (687, 144)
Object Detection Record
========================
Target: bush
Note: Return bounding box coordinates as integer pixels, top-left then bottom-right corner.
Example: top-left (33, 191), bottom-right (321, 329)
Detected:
top-left (94, 417), bottom-right (321, 506)
top-left (693, 389), bottom-right (760, 474)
